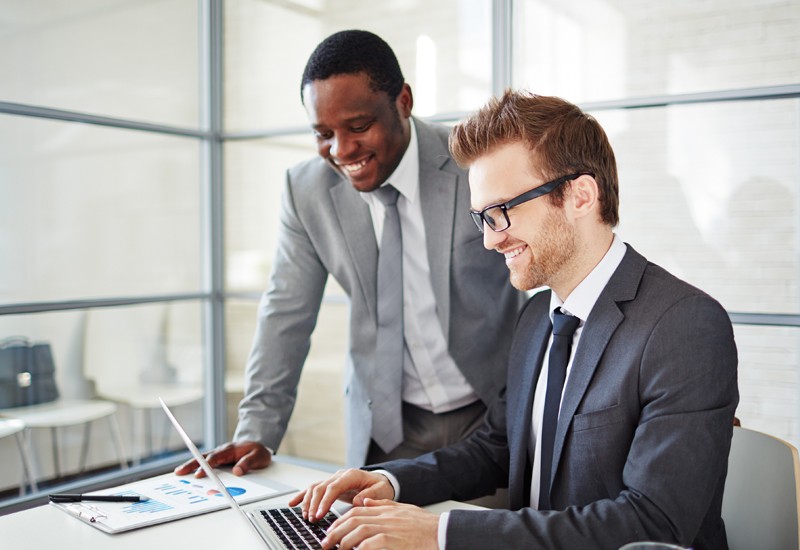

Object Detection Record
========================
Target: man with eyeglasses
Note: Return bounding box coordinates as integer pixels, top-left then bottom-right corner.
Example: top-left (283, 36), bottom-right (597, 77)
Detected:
top-left (290, 91), bottom-right (739, 550)
top-left (175, 30), bottom-right (525, 478)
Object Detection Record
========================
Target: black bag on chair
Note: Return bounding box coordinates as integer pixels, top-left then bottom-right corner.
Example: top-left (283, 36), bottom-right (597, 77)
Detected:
top-left (0, 337), bottom-right (60, 409)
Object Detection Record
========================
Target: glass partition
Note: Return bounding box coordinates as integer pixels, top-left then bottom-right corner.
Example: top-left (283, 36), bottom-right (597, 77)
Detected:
top-left (0, 114), bottom-right (202, 304)
top-left (0, 0), bottom-right (200, 126)
top-left (600, 98), bottom-right (800, 314)
top-left (224, 0), bottom-right (493, 132)
top-left (513, 0), bottom-right (800, 102)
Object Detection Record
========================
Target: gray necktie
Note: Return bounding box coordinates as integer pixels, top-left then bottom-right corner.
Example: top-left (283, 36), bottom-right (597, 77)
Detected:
top-left (371, 185), bottom-right (404, 453)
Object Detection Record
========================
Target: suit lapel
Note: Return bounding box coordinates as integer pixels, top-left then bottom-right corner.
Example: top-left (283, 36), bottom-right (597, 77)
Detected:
top-left (507, 296), bottom-right (552, 509)
top-left (550, 246), bottom-right (647, 482)
top-left (330, 178), bottom-right (379, 322)
top-left (416, 119), bottom-right (457, 336)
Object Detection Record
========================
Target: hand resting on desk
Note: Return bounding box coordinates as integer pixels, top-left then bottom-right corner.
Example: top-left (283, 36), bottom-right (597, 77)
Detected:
top-left (173, 440), bottom-right (272, 477)
top-left (288, 468), bottom-right (439, 550)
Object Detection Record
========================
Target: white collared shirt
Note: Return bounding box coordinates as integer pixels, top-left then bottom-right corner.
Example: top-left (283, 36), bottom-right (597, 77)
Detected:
top-left (360, 118), bottom-right (478, 413)
top-left (528, 234), bottom-right (627, 508)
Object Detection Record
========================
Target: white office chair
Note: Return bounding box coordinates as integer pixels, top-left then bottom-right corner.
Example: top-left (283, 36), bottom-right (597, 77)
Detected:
top-left (0, 418), bottom-right (37, 494)
top-left (84, 304), bottom-right (203, 464)
top-left (722, 426), bottom-right (800, 550)
top-left (0, 399), bottom-right (128, 481)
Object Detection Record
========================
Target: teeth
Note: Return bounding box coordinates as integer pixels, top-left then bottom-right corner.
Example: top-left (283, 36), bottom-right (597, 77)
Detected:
top-left (503, 247), bottom-right (524, 260)
top-left (340, 159), bottom-right (368, 173)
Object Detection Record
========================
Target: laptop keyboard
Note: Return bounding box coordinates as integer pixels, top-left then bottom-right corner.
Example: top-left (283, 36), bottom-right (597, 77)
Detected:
top-left (260, 506), bottom-right (339, 549)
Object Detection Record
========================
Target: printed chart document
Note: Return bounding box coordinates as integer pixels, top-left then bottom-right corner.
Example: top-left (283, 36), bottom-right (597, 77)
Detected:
top-left (50, 469), bottom-right (295, 534)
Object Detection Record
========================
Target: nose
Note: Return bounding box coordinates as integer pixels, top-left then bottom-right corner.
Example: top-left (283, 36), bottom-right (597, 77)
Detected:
top-left (482, 225), bottom-right (506, 251)
top-left (329, 133), bottom-right (357, 160)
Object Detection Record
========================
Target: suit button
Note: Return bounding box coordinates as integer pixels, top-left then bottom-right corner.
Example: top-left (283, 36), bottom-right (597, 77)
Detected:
top-left (367, 400), bottom-right (373, 409)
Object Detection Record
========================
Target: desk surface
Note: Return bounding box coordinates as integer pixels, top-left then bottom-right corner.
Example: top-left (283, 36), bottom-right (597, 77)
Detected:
top-left (0, 458), bottom-right (480, 549)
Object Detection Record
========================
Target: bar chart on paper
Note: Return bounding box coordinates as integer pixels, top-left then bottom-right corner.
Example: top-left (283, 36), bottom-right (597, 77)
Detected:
top-left (49, 470), bottom-right (294, 533)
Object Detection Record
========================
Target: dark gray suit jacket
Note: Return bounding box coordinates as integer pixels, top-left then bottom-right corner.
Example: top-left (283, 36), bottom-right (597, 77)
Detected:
top-left (234, 118), bottom-right (525, 466)
top-left (380, 245), bottom-right (739, 549)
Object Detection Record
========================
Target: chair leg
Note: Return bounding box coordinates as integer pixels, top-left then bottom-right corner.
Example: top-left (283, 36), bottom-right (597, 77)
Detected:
top-left (14, 431), bottom-right (38, 494)
top-left (144, 408), bottom-right (152, 459)
top-left (50, 427), bottom-right (61, 478)
top-left (22, 429), bottom-right (40, 493)
top-left (106, 414), bottom-right (128, 470)
top-left (132, 408), bottom-right (144, 466)
top-left (78, 421), bottom-right (92, 473)
top-left (161, 411), bottom-right (172, 454)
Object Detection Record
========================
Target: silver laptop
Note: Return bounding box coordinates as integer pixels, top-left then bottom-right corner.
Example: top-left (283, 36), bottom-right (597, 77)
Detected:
top-left (159, 397), bottom-right (348, 549)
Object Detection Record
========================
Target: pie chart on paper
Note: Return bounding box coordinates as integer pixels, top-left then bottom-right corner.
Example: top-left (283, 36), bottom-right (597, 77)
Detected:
top-left (207, 486), bottom-right (246, 497)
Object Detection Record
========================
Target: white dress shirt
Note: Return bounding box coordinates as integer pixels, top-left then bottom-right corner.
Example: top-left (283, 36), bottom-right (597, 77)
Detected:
top-left (528, 234), bottom-right (626, 507)
top-left (360, 118), bottom-right (478, 413)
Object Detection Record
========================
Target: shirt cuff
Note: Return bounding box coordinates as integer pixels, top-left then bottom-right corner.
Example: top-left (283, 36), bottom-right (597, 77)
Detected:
top-left (371, 469), bottom-right (401, 501)
top-left (438, 511), bottom-right (450, 549)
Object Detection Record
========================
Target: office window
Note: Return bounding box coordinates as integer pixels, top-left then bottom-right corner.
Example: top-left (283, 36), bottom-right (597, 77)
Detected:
top-left (600, 98), bottom-right (800, 315)
top-left (512, 0), bottom-right (800, 102)
top-left (224, 0), bottom-right (493, 132)
top-left (0, 115), bottom-right (202, 304)
top-left (735, 325), bottom-right (800, 442)
top-left (0, 0), bottom-right (205, 508)
top-left (0, 0), bottom-right (200, 127)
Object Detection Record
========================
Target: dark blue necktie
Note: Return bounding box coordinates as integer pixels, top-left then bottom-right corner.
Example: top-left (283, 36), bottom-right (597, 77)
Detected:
top-left (538, 309), bottom-right (580, 510)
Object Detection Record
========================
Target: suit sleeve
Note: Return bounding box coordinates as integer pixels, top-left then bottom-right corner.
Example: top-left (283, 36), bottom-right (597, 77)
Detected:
top-left (233, 171), bottom-right (329, 451)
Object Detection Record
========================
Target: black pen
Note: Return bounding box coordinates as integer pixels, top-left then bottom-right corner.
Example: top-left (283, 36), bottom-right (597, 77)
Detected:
top-left (49, 493), bottom-right (146, 503)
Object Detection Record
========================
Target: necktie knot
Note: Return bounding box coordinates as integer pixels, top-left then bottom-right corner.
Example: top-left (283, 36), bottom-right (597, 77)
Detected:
top-left (373, 184), bottom-right (400, 207)
top-left (552, 309), bottom-right (580, 337)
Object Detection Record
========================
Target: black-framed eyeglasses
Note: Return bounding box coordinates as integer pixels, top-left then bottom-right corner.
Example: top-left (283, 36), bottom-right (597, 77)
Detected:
top-left (469, 172), bottom-right (593, 233)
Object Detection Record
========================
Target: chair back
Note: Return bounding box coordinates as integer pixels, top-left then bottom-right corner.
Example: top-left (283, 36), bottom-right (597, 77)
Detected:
top-left (722, 426), bottom-right (800, 550)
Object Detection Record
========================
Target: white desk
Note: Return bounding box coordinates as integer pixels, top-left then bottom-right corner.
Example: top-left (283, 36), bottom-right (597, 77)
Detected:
top-left (0, 458), bottom-right (481, 549)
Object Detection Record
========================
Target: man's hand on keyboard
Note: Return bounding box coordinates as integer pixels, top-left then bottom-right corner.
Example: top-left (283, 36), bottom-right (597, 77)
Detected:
top-left (289, 468), bottom-right (395, 523)
top-left (173, 440), bottom-right (272, 478)
top-left (321, 498), bottom-right (439, 550)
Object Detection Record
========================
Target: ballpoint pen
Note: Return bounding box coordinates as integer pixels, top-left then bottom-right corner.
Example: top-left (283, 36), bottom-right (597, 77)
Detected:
top-left (49, 493), bottom-right (146, 503)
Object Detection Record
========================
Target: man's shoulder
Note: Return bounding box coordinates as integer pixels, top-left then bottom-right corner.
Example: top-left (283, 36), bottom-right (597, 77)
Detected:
top-left (288, 155), bottom-right (335, 183)
top-left (415, 117), bottom-right (452, 141)
top-left (619, 245), bottom-right (727, 317)
top-left (285, 156), bottom-right (346, 201)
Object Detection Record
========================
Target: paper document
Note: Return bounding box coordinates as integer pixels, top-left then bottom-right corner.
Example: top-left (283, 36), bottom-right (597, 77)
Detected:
top-left (50, 469), bottom-right (295, 534)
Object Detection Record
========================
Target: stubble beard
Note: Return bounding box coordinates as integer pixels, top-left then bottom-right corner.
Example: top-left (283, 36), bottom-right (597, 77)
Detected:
top-left (509, 207), bottom-right (576, 292)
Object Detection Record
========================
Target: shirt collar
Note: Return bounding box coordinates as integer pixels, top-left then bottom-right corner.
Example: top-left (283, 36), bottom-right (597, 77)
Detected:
top-left (549, 234), bottom-right (626, 323)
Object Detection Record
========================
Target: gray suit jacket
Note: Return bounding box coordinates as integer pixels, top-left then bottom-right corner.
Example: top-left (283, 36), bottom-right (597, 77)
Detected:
top-left (380, 245), bottom-right (739, 549)
top-left (234, 118), bottom-right (525, 466)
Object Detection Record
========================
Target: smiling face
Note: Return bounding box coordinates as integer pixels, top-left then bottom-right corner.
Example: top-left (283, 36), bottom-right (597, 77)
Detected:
top-left (302, 72), bottom-right (412, 193)
top-left (469, 141), bottom-right (578, 292)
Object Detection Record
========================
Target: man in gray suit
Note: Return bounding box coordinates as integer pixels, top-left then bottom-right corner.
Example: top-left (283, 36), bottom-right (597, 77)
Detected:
top-left (176, 30), bottom-right (523, 476)
top-left (292, 91), bottom-right (739, 550)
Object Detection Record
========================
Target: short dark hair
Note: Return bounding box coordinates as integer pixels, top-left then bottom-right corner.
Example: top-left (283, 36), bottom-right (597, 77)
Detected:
top-left (300, 30), bottom-right (405, 103)
top-left (450, 90), bottom-right (620, 227)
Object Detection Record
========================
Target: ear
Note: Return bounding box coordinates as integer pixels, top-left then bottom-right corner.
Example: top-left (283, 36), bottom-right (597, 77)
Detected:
top-left (396, 83), bottom-right (413, 118)
top-left (568, 174), bottom-right (599, 220)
